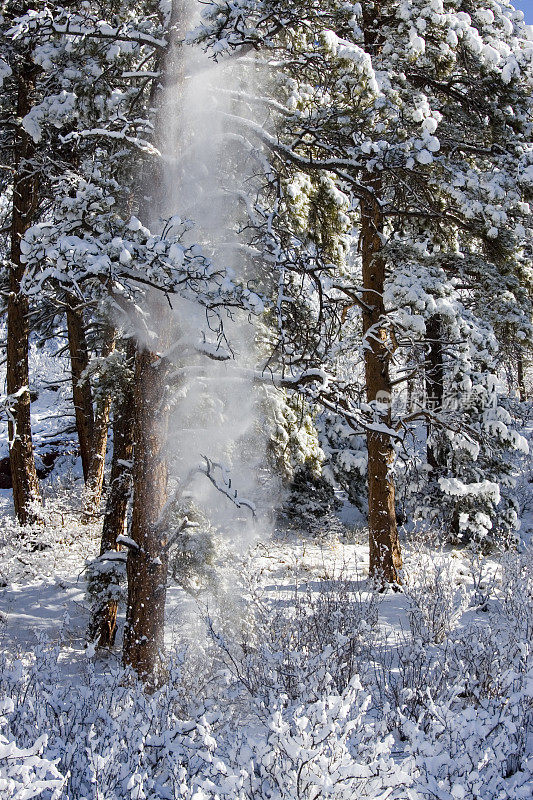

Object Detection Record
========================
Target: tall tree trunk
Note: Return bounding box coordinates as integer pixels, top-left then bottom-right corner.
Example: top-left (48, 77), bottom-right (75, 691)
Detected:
top-left (517, 347), bottom-right (527, 402)
top-left (88, 347), bottom-right (135, 648)
top-left (123, 338), bottom-right (171, 682)
top-left (425, 314), bottom-right (444, 472)
top-left (7, 59), bottom-right (41, 525)
top-left (66, 298), bottom-right (94, 482)
top-left (360, 183), bottom-right (402, 585)
top-left (82, 326), bottom-right (117, 521)
top-left (122, 0), bottom-right (186, 682)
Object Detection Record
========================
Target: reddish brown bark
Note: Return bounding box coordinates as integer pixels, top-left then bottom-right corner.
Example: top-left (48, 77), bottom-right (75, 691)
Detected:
top-left (66, 299), bottom-right (95, 482)
top-left (123, 339), bottom-right (171, 683)
top-left (425, 314), bottom-right (444, 472)
top-left (121, 0), bottom-right (187, 683)
top-left (517, 348), bottom-right (527, 402)
top-left (360, 183), bottom-right (402, 585)
top-left (88, 346), bottom-right (135, 648)
top-left (7, 58), bottom-right (42, 525)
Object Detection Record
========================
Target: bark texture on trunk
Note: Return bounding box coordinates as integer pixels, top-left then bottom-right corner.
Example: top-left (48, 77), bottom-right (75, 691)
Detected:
top-left (7, 59), bottom-right (42, 525)
top-left (425, 314), bottom-right (444, 472)
top-left (360, 184), bottom-right (402, 585)
top-left (123, 342), bottom-right (170, 683)
top-left (122, 0), bottom-right (185, 682)
top-left (82, 326), bottom-right (117, 521)
top-left (66, 299), bottom-right (94, 482)
top-left (517, 348), bottom-right (527, 402)
top-left (88, 351), bottom-right (135, 648)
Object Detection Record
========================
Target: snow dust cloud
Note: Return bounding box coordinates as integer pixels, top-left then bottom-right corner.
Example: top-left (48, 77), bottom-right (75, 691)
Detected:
top-left (147, 0), bottom-right (276, 558)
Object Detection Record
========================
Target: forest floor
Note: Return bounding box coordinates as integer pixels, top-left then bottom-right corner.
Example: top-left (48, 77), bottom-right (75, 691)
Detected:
top-left (0, 483), bottom-right (532, 798)
top-left (0, 475), bottom-right (515, 680)
top-left (0, 341), bottom-right (531, 799)
top-left (0, 336), bottom-right (530, 677)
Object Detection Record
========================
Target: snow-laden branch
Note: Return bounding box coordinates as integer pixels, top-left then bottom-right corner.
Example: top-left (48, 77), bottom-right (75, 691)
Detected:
top-left (116, 534), bottom-right (139, 551)
top-left (195, 339), bottom-right (232, 361)
top-left (60, 129), bottom-right (160, 156)
top-left (218, 112), bottom-right (376, 204)
top-left (200, 457), bottom-right (256, 518)
top-left (9, 13), bottom-right (167, 50)
top-left (161, 517), bottom-right (200, 554)
top-left (21, 212), bottom-right (265, 320)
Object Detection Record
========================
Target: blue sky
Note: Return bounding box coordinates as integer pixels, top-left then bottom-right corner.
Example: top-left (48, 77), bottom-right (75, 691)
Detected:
top-left (513, 0), bottom-right (533, 23)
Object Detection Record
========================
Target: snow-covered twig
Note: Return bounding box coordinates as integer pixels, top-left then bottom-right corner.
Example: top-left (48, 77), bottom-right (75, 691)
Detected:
top-left (116, 534), bottom-right (140, 551)
top-left (162, 517), bottom-right (200, 554)
top-left (200, 457), bottom-right (256, 518)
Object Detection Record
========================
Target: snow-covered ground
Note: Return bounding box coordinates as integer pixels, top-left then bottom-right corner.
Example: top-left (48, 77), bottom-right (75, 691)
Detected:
top-left (1, 488), bottom-right (532, 799)
top-left (0, 340), bottom-right (531, 799)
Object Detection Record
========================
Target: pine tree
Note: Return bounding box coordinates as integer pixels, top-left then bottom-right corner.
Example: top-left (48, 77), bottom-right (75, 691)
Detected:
top-left (194, 0), bottom-right (532, 577)
top-left (87, 340), bottom-right (135, 648)
top-left (1, 0), bottom-right (167, 521)
top-left (1, 2), bottom-right (43, 524)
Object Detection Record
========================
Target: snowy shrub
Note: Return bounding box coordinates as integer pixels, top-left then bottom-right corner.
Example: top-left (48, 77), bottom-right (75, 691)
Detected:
top-left (498, 399), bottom-right (533, 535)
top-left (461, 546), bottom-right (499, 612)
top-left (446, 621), bottom-right (530, 710)
top-left (403, 539), bottom-right (469, 644)
top-left (372, 635), bottom-right (451, 730)
top-left (169, 526), bottom-right (217, 593)
top-left (376, 579), bottom-right (532, 741)
top-left (0, 638), bottom-right (415, 800)
top-left (454, 395), bottom-right (524, 548)
top-left (403, 666), bottom-right (533, 800)
top-left (1, 542), bottom-right (532, 800)
top-left (210, 563), bottom-right (382, 698)
top-left (499, 547), bottom-right (533, 643)
top-left (166, 503), bottom-right (220, 595)
top-left (262, 386), bottom-right (325, 484)
top-left (230, 674), bottom-right (411, 800)
top-left (372, 542), bottom-right (533, 733)
top-left (0, 642), bottom-right (229, 800)
top-left (85, 549), bottom-right (127, 638)
top-left (318, 412), bottom-right (368, 514)
top-left (0, 698), bottom-right (65, 800)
